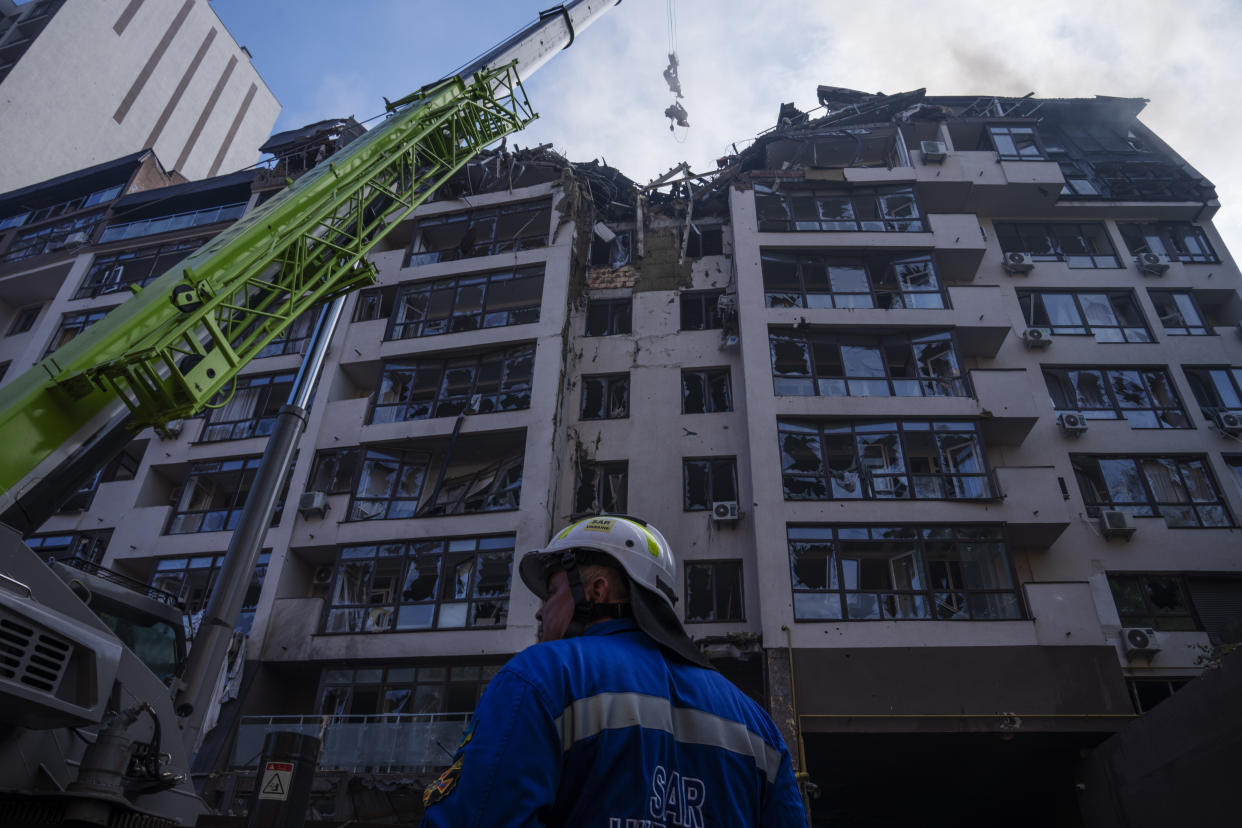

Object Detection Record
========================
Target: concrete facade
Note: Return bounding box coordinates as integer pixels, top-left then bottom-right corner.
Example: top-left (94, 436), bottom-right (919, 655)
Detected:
top-left (1, 87), bottom-right (1240, 825)
top-left (0, 0), bottom-right (278, 192)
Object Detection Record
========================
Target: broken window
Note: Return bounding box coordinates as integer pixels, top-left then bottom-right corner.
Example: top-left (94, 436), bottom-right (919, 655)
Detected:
top-left (26, 530), bottom-right (112, 565)
top-left (789, 524), bottom-right (1020, 621)
top-left (770, 328), bottom-right (966, 398)
top-left (201, 372), bottom-right (295, 442)
top-left (406, 199), bottom-right (551, 266)
top-left (7, 304), bottom-right (41, 336)
top-left (986, 125), bottom-right (1045, 160)
top-left (74, 237), bottom-right (207, 299)
top-left (2, 209), bottom-right (103, 262)
top-left (681, 225), bottom-right (724, 258)
top-left (778, 419), bottom-right (996, 502)
top-left (682, 368), bottom-right (732, 414)
top-left (1072, 454), bottom-right (1232, 528)
top-left (753, 184), bottom-right (925, 233)
top-left (421, 453), bottom-right (524, 517)
top-left (307, 448), bottom-right (361, 494)
top-left (1016, 290), bottom-right (1151, 342)
top-left (762, 251), bottom-right (944, 310)
top-left (1128, 678), bottom-right (1192, 714)
top-left (349, 448), bottom-right (430, 521)
top-left (353, 285), bottom-right (397, 322)
top-left (1117, 222), bottom-right (1219, 264)
top-left (1093, 161), bottom-right (1201, 201)
top-left (1183, 366), bottom-right (1242, 417)
top-left (44, 307), bottom-right (113, 356)
top-left (151, 551), bottom-right (268, 634)
top-left (682, 457), bottom-right (737, 510)
top-left (256, 309), bottom-right (315, 358)
top-left (388, 267), bottom-right (542, 340)
top-left (589, 229), bottom-right (633, 268)
top-left (0, 183), bottom-right (120, 233)
top-left (1043, 366), bottom-right (1188, 428)
top-left (580, 373), bottom-right (630, 420)
top-left (371, 344), bottom-right (534, 424)
top-left (317, 663), bottom-right (503, 716)
top-left (584, 297), bottom-right (632, 336)
top-left (685, 560), bottom-right (744, 623)
top-left (167, 457), bottom-right (287, 534)
top-left (98, 202), bottom-right (246, 244)
top-left (322, 535), bottom-right (515, 634)
top-left (994, 221), bottom-right (1119, 268)
top-left (575, 461), bottom-right (627, 515)
top-left (1148, 291), bottom-right (1212, 336)
top-left (59, 441), bottom-right (143, 513)
top-left (680, 290), bottom-right (724, 330)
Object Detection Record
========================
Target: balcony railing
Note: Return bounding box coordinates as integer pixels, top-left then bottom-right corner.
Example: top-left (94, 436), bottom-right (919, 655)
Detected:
top-left (233, 713), bottom-right (471, 773)
top-left (99, 203), bottom-right (246, 243)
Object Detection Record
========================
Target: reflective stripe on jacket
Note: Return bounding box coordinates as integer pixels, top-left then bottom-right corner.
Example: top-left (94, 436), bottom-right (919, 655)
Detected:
top-left (419, 619), bottom-right (807, 827)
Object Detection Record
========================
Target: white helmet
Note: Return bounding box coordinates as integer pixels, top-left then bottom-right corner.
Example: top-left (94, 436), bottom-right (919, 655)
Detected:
top-left (519, 515), bottom-right (713, 669)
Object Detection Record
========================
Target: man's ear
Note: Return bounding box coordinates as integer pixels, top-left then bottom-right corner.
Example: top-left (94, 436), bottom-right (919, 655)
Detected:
top-left (585, 571), bottom-right (614, 603)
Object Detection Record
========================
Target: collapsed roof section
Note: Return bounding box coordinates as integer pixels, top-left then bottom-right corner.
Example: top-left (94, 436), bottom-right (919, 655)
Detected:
top-left (695, 86), bottom-right (1215, 203)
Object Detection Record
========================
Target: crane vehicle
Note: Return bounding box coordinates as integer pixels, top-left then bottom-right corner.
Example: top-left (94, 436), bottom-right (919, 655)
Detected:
top-left (0, 2), bottom-right (620, 824)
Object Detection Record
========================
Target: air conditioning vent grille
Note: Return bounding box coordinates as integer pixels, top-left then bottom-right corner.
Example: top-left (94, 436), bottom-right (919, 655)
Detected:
top-left (0, 612), bottom-right (71, 694)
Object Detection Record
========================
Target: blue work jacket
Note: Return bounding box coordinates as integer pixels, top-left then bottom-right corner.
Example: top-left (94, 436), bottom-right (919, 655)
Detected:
top-left (420, 619), bottom-right (807, 827)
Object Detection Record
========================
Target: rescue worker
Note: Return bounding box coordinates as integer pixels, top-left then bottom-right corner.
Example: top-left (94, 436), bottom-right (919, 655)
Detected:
top-left (420, 514), bottom-right (807, 827)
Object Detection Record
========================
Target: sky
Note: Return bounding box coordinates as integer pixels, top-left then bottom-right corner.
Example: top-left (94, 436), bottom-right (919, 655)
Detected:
top-left (210, 0), bottom-right (1242, 254)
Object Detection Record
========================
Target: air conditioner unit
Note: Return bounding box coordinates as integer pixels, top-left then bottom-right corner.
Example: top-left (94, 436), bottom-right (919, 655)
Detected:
top-left (720, 332), bottom-right (740, 351)
top-left (1098, 509), bottom-right (1135, 540)
top-left (1121, 627), bottom-right (1161, 659)
top-left (1134, 252), bottom-right (1173, 276)
top-left (1056, 411), bottom-right (1089, 436)
top-left (312, 565), bottom-right (334, 586)
top-left (711, 501), bottom-right (739, 522)
top-left (1212, 408), bottom-right (1242, 436)
top-left (157, 419), bottom-right (184, 439)
top-left (1003, 252), bottom-right (1035, 274)
top-left (63, 231), bottom-right (89, 247)
top-left (920, 140), bottom-right (948, 163)
top-left (298, 490), bottom-right (329, 519)
top-left (1021, 327), bottom-right (1052, 349)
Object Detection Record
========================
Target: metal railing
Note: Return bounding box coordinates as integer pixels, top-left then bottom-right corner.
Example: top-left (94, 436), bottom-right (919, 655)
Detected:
top-left (98, 203), bottom-right (247, 243)
top-left (233, 713), bottom-right (471, 773)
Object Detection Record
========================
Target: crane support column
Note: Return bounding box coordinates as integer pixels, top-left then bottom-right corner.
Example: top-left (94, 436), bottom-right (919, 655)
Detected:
top-left (173, 295), bottom-right (346, 747)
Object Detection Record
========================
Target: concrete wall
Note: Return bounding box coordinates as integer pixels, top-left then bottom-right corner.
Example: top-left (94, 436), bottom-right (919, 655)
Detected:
top-left (0, 0), bottom-right (278, 191)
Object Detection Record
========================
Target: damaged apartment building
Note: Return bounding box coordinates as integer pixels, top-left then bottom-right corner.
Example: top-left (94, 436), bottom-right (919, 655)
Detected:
top-left (0, 86), bottom-right (1240, 826)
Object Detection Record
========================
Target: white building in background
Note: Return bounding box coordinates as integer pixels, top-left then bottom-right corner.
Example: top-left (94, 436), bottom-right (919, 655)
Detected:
top-left (0, 0), bottom-right (278, 192)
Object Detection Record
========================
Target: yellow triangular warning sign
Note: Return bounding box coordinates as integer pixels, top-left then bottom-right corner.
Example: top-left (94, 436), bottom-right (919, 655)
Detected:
top-left (262, 773), bottom-right (285, 796)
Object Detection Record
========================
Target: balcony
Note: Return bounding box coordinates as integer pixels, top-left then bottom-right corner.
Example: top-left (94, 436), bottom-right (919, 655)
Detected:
top-left (98, 203), bottom-right (245, 244)
top-left (914, 151), bottom-right (1064, 216)
top-left (233, 714), bottom-right (470, 773)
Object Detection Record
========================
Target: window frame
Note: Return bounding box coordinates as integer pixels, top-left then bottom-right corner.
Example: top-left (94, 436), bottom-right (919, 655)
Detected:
top-left (754, 184), bottom-right (927, 233)
top-left (387, 267), bottom-right (543, 341)
top-left (679, 290), bottom-right (724, 330)
top-left (167, 456), bottom-right (285, 535)
top-left (1183, 366), bottom-right (1242, 415)
top-left (681, 367), bottom-right (733, 414)
top-left (788, 524), bottom-right (1024, 622)
top-left (574, 461), bottom-right (628, 516)
top-left (761, 250), bottom-right (946, 310)
top-left (1042, 365), bottom-right (1190, 429)
top-left (579, 372), bottom-right (630, 420)
top-left (1118, 222), bottom-right (1219, 264)
top-left (684, 559), bottom-right (745, 624)
top-left (321, 535), bottom-right (515, 635)
top-left (370, 344), bottom-right (534, 425)
top-left (986, 125), bottom-right (1046, 160)
top-left (1016, 289), bottom-right (1152, 343)
top-left (151, 551), bottom-right (269, 634)
top-left (1148, 290), bottom-right (1212, 336)
top-left (44, 307), bottom-right (114, 356)
top-left (778, 419), bottom-right (999, 502)
top-left (682, 457), bottom-right (738, 511)
top-left (317, 662), bottom-right (503, 716)
top-left (406, 199), bottom-right (551, 266)
top-left (307, 448), bottom-right (361, 495)
top-left (200, 371), bottom-right (296, 443)
top-left (994, 221), bottom-right (1120, 268)
top-left (769, 328), bottom-right (968, 398)
top-left (1072, 454), bottom-right (1234, 528)
top-left (584, 296), bottom-right (633, 337)
top-left (7, 304), bottom-right (41, 336)
top-left (74, 237), bottom-right (207, 299)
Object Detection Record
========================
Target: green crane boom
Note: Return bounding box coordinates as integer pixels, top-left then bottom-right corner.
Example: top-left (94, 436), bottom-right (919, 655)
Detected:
top-left (0, 63), bottom-right (535, 519)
